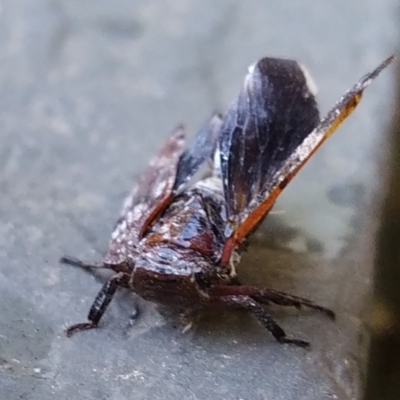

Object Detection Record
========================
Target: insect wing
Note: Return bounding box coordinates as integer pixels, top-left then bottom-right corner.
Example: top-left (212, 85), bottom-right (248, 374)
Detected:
top-left (174, 113), bottom-right (223, 192)
top-left (104, 127), bottom-right (186, 265)
top-left (219, 57), bottom-right (320, 235)
top-left (220, 55), bottom-right (395, 264)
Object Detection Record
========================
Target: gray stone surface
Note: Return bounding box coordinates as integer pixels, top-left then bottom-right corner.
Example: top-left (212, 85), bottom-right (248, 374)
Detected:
top-left (0, 1), bottom-right (397, 399)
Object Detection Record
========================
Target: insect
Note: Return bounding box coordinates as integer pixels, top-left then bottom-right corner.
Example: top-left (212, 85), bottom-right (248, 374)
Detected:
top-left (61, 55), bottom-right (394, 347)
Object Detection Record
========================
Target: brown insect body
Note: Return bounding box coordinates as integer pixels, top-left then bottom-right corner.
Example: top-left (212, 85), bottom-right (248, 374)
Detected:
top-left (61, 56), bottom-right (394, 347)
top-left (132, 180), bottom-right (229, 308)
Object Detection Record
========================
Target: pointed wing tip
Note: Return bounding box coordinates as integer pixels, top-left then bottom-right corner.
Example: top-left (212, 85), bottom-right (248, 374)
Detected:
top-left (379, 54), bottom-right (396, 71)
top-left (367, 54), bottom-right (395, 79)
top-left (358, 55), bottom-right (396, 91)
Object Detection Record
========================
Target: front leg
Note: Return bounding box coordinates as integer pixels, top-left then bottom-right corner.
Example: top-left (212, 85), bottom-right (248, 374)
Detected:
top-left (65, 272), bottom-right (130, 337)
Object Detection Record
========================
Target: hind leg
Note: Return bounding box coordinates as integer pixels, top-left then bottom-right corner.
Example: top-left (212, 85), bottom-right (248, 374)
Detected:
top-left (207, 292), bottom-right (309, 347)
top-left (207, 284), bottom-right (334, 346)
top-left (211, 284), bottom-right (335, 319)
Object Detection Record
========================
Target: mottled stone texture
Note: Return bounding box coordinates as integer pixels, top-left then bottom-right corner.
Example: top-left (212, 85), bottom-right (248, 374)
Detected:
top-left (0, 1), bottom-right (397, 399)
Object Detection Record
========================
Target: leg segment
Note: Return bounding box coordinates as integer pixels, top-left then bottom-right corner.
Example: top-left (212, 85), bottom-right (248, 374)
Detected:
top-left (60, 255), bottom-right (131, 274)
top-left (251, 287), bottom-right (335, 319)
top-left (209, 294), bottom-right (309, 347)
top-left (60, 255), bottom-right (108, 270)
top-left (210, 285), bottom-right (335, 319)
top-left (66, 272), bottom-right (130, 337)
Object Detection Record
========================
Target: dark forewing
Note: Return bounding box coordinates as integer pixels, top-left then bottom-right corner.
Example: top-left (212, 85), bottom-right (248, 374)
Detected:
top-left (220, 55), bottom-right (394, 264)
top-left (174, 113), bottom-right (222, 191)
top-left (219, 57), bottom-right (320, 230)
top-left (104, 127), bottom-right (186, 265)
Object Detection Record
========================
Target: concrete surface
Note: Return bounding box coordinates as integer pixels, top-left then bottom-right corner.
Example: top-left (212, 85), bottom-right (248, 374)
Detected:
top-left (0, 1), bottom-right (397, 399)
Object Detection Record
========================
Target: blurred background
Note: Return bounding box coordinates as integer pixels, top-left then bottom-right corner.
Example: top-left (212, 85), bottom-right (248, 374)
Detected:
top-left (364, 62), bottom-right (400, 400)
top-left (0, 1), bottom-right (398, 399)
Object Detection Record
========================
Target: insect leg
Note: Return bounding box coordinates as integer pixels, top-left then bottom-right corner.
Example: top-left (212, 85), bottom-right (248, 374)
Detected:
top-left (65, 272), bottom-right (130, 337)
top-left (211, 284), bottom-right (334, 319)
top-left (60, 255), bottom-right (108, 270)
top-left (248, 287), bottom-right (335, 319)
top-left (208, 294), bottom-right (309, 347)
